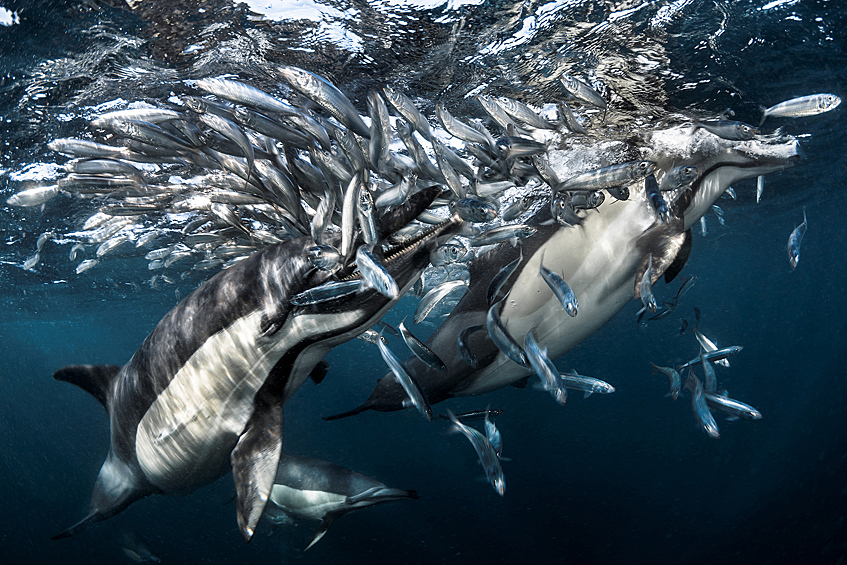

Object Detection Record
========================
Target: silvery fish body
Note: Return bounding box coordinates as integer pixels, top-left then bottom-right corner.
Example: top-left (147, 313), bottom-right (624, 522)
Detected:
top-left (524, 329), bottom-right (566, 405)
top-left (556, 161), bottom-right (656, 192)
top-left (695, 120), bottom-right (757, 141)
top-left (559, 370), bottom-right (615, 396)
top-left (446, 410), bottom-right (505, 496)
top-left (195, 78), bottom-right (297, 116)
top-left (559, 74), bottom-right (607, 109)
top-left (787, 208), bottom-right (807, 270)
top-left (356, 246), bottom-right (399, 299)
top-left (650, 362), bottom-right (681, 400)
top-left (376, 339), bottom-right (432, 421)
top-left (539, 260), bottom-right (578, 317)
top-left (486, 300), bottom-right (529, 368)
top-left (484, 413), bottom-right (503, 457)
top-left (685, 373), bottom-right (720, 439)
top-left (761, 93), bottom-right (841, 124)
top-left (704, 392), bottom-right (762, 420)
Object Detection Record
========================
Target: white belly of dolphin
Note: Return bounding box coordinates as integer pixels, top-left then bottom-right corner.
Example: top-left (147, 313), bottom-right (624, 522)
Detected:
top-left (269, 484), bottom-right (346, 521)
top-left (455, 194), bottom-right (653, 395)
top-left (136, 310), bottom-right (280, 493)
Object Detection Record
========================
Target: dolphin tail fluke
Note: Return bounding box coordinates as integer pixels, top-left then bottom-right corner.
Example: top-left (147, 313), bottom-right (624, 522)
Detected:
top-left (52, 511), bottom-right (102, 540)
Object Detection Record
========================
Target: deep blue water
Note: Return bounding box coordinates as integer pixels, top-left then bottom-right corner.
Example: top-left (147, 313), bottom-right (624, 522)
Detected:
top-left (1, 0), bottom-right (846, 564)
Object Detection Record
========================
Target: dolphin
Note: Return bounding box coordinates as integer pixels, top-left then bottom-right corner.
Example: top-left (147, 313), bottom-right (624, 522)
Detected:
top-left (52, 186), bottom-right (460, 542)
top-left (326, 127), bottom-right (802, 418)
top-left (265, 452), bottom-right (419, 550)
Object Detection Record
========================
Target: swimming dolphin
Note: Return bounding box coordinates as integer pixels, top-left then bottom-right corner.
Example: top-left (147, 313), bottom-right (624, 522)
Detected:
top-left (326, 127), bottom-right (802, 418)
top-left (265, 452), bottom-right (419, 550)
top-left (52, 186), bottom-right (460, 542)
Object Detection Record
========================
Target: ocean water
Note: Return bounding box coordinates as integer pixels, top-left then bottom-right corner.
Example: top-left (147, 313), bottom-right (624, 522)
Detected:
top-left (0, 0), bottom-right (846, 564)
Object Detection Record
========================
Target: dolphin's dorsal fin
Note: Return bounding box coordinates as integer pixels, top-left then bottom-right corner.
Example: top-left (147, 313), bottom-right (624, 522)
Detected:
top-left (53, 364), bottom-right (121, 412)
top-left (231, 394), bottom-right (283, 543)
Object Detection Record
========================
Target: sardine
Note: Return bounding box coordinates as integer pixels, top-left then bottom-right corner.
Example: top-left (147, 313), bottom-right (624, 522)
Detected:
top-left (23, 252), bottom-right (39, 270)
top-left (556, 161), bottom-right (655, 192)
top-left (484, 412), bottom-right (503, 458)
top-left (559, 74), bottom-right (607, 110)
top-left (487, 249), bottom-right (522, 305)
top-left (305, 245), bottom-right (343, 271)
top-left (377, 339), bottom-right (432, 421)
top-left (650, 362), bottom-right (681, 400)
top-left (91, 108), bottom-right (182, 128)
top-left (445, 410), bottom-right (505, 496)
top-left (486, 300), bottom-right (529, 368)
top-left (291, 280), bottom-right (363, 306)
top-left (695, 120), bottom-right (757, 141)
top-left (559, 369), bottom-right (615, 397)
top-left (524, 328), bottom-right (566, 405)
top-left (457, 324), bottom-right (485, 369)
top-left (496, 96), bottom-right (556, 130)
top-left (659, 165), bottom-right (699, 192)
top-left (195, 77), bottom-right (297, 116)
top-left (539, 257), bottom-right (578, 317)
top-left (398, 319), bottom-right (447, 372)
top-left (436, 103), bottom-right (495, 150)
top-left (501, 196), bottom-right (533, 222)
top-left (678, 345), bottom-right (743, 370)
top-left (569, 190), bottom-right (605, 210)
top-left (96, 235), bottom-right (129, 258)
top-left (760, 93), bottom-right (841, 125)
top-left (357, 189), bottom-right (379, 250)
top-left (430, 240), bottom-right (470, 267)
top-left (6, 185), bottom-right (60, 207)
top-left (700, 352), bottom-right (717, 394)
top-left (557, 101), bottom-right (588, 134)
top-left (75, 259), bottom-right (98, 274)
top-left (787, 208), bottom-right (807, 270)
top-left (704, 392), bottom-right (762, 420)
top-left (645, 174), bottom-right (671, 223)
top-left (276, 65), bottom-right (370, 138)
top-left (470, 224), bottom-right (536, 247)
top-left (756, 175), bottom-right (764, 204)
top-left (495, 136), bottom-right (547, 160)
top-left (639, 256), bottom-right (657, 313)
top-left (453, 198), bottom-right (498, 223)
top-left (684, 372), bottom-right (720, 439)
top-left (414, 280), bottom-right (468, 324)
top-left (383, 86), bottom-right (433, 141)
top-left (356, 246), bottom-right (399, 299)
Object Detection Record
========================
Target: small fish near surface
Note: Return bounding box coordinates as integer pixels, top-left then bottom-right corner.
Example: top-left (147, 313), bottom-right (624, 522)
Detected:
top-left (760, 93), bottom-right (841, 125)
top-left (787, 208), bottom-right (807, 270)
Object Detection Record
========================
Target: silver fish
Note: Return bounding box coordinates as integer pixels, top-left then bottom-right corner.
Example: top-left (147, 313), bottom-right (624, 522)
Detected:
top-left (453, 198), bottom-right (498, 223)
top-left (556, 161), bottom-right (656, 191)
top-left (291, 280), bottom-right (363, 306)
top-left (695, 120), bottom-right (757, 141)
top-left (704, 392), bottom-right (762, 420)
top-left (96, 235), bottom-right (129, 258)
top-left (430, 240), bottom-right (470, 267)
top-left (382, 86), bottom-right (433, 141)
top-left (305, 245), bottom-right (343, 271)
top-left (340, 175), bottom-right (362, 259)
top-left (484, 412), bottom-right (503, 458)
top-left (700, 216), bottom-right (708, 236)
top-left (446, 410), bottom-right (505, 496)
top-left (539, 258), bottom-right (578, 317)
top-left (486, 300), bottom-right (529, 368)
top-left (470, 224), bottom-right (536, 247)
top-left (91, 108), bottom-right (182, 128)
top-left (414, 280), bottom-right (468, 324)
top-left (487, 249), bottom-right (522, 305)
top-left (6, 185), bottom-right (59, 207)
top-left (377, 339), bottom-right (432, 421)
top-left (678, 346), bottom-right (743, 370)
top-left (557, 101), bottom-right (588, 134)
top-left (398, 319), bottom-right (447, 372)
top-left (501, 196), bottom-right (533, 222)
top-left (788, 208), bottom-right (807, 270)
top-left (356, 246), bottom-right (399, 299)
top-left (700, 352), bottom-right (717, 394)
top-left (650, 362), bottom-right (681, 400)
top-left (69, 242), bottom-right (85, 261)
top-left (195, 77), bottom-right (297, 116)
top-left (496, 96), bottom-right (556, 130)
top-left (760, 93), bottom-right (841, 125)
top-left (457, 324), bottom-right (485, 369)
top-left (524, 329), bottom-right (566, 405)
top-left (23, 252), bottom-right (39, 270)
top-left (559, 369), bottom-right (615, 397)
top-left (659, 165), bottom-right (700, 192)
top-left (436, 102), bottom-right (495, 150)
top-left (276, 65), bottom-right (370, 138)
top-left (48, 138), bottom-right (130, 159)
top-left (357, 189), bottom-right (379, 250)
top-left (75, 259), bottom-right (98, 274)
top-left (756, 175), bottom-right (764, 204)
top-left (639, 256), bottom-right (657, 314)
top-left (310, 190), bottom-right (336, 245)
top-left (559, 74), bottom-right (607, 110)
top-left (685, 372), bottom-right (720, 439)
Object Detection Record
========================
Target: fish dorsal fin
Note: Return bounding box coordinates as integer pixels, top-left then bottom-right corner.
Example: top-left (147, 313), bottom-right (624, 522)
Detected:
top-left (231, 394), bottom-right (283, 542)
top-left (664, 228), bottom-right (692, 284)
top-left (53, 364), bottom-right (121, 412)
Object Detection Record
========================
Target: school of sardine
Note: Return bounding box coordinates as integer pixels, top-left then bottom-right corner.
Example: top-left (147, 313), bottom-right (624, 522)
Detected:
top-left (4, 66), bottom-right (839, 505)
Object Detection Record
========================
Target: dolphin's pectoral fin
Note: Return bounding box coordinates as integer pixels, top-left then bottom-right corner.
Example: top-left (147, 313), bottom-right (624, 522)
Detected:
top-left (304, 511), bottom-right (343, 551)
top-left (634, 219), bottom-right (686, 299)
top-left (664, 228), bottom-right (692, 284)
top-left (309, 359), bottom-right (329, 385)
top-left (231, 395), bottom-right (283, 543)
top-left (53, 364), bottom-right (121, 412)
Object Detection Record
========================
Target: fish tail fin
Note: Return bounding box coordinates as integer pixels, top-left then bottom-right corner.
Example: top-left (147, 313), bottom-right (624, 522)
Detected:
top-left (649, 361), bottom-right (660, 375)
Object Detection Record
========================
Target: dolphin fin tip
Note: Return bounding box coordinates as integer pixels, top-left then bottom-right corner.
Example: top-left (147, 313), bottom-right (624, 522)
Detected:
top-left (52, 511), bottom-right (100, 540)
top-left (323, 404), bottom-right (368, 421)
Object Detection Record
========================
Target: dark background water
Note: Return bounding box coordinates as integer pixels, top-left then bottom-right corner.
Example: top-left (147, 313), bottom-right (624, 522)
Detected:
top-left (1, 0), bottom-right (846, 564)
